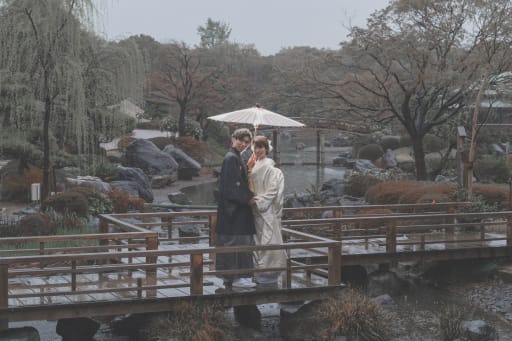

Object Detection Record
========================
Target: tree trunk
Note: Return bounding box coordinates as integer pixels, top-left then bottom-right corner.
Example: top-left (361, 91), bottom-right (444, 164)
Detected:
top-left (178, 104), bottom-right (186, 137)
top-left (42, 94), bottom-right (51, 205)
top-left (411, 135), bottom-right (427, 180)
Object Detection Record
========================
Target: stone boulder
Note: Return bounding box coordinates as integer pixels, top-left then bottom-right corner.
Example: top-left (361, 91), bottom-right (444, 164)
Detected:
top-left (56, 318), bottom-right (99, 341)
top-left (116, 166), bottom-right (153, 202)
top-left (320, 178), bottom-right (344, 197)
top-left (462, 320), bottom-right (498, 341)
top-left (110, 181), bottom-right (145, 199)
top-left (280, 300), bottom-right (329, 341)
top-left (167, 192), bottom-right (191, 205)
top-left (381, 149), bottom-right (398, 168)
top-left (354, 159), bottom-right (377, 172)
top-left (124, 139), bottom-right (178, 176)
top-left (162, 145), bottom-right (201, 178)
top-left (66, 176), bottom-right (112, 193)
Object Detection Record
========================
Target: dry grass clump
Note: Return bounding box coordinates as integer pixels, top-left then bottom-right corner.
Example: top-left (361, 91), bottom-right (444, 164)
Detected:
top-left (366, 181), bottom-right (422, 204)
top-left (345, 175), bottom-right (382, 198)
top-left (359, 209), bottom-right (394, 229)
top-left (473, 184), bottom-right (509, 209)
top-left (438, 304), bottom-right (464, 341)
top-left (139, 302), bottom-right (233, 341)
top-left (399, 183), bottom-right (456, 205)
top-left (317, 289), bottom-right (394, 340)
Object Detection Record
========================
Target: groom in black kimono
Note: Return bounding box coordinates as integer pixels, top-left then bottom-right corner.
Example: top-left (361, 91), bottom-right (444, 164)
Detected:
top-left (216, 128), bottom-right (257, 288)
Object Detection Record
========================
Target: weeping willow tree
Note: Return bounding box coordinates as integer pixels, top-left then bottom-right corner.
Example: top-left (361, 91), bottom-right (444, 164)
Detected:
top-left (0, 0), bottom-right (145, 201)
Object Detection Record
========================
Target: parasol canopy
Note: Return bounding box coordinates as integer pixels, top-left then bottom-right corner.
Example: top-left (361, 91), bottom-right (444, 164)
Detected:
top-left (207, 104), bottom-right (305, 129)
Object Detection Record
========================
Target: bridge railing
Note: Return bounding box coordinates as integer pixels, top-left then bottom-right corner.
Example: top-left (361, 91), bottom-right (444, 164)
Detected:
top-left (282, 211), bottom-right (512, 254)
top-left (101, 202), bottom-right (471, 245)
top-left (0, 231), bottom-right (341, 312)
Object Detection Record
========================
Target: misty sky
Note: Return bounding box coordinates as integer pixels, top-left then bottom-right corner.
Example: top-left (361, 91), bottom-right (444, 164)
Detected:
top-left (95, 0), bottom-right (390, 56)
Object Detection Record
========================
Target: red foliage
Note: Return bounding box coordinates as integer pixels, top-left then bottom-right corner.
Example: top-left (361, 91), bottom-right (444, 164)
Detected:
top-left (107, 188), bottom-right (145, 213)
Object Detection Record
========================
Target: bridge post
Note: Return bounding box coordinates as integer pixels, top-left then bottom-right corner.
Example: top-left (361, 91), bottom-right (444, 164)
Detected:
top-left (386, 221), bottom-right (397, 253)
top-left (209, 214), bottom-right (217, 270)
top-left (190, 253), bottom-right (203, 295)
top-left (0, 263), bottom-right (8, 330)
top-left (328, 243), bottom-right (342, 286)
top-left (146, 234), bottom-right (158, 297)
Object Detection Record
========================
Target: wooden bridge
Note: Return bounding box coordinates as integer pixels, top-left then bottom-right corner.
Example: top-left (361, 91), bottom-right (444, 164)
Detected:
top-left (2, 202), bottom-right (512, 327)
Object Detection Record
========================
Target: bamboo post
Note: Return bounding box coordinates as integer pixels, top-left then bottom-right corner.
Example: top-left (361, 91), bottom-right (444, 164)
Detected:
top-left (0, 263), bottom-right (8, 331)
top-left (328, 243), bottom-right (342, 286)
top-left (456, 126), bottom-right (467, 189)
top-left (190, 253), bottom-right (204, 295)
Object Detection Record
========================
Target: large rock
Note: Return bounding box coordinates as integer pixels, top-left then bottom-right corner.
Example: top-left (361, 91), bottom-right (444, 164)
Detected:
top-left (110, 181), bottom-right (145, 199)
top-left (381, 149), bottom-right (398, 168)
top-left (280, 300), bottom-right (329, 341)
top-left (124, 139), bottom-right (178, 176)
top-left (462, 320), bottom-right (498, 341)
top-left (116, 166), bottom-right (153, 202)
top-left (162, 145), bottom-right (201, 177)
top-left (354, 159), bottom-right (377, 172)
top-left (320, 178), bottom-right (344, 197)
top-left (56, 318), bottom-right (99, 341)
top-left (66, 176), bottom-right (112, 193)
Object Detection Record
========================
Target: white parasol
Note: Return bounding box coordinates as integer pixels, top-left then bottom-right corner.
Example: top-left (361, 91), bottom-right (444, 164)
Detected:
top-left (207, 104), bottom-right (305, 129)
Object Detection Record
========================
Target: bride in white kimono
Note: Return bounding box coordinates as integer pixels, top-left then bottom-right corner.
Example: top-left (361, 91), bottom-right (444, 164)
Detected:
top-left (248, 136), bottom-right (287, 284)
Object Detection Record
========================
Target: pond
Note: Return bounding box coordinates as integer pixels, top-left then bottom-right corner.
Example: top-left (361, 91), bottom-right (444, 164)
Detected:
top-left (180, 165), bottom-right (346, 205)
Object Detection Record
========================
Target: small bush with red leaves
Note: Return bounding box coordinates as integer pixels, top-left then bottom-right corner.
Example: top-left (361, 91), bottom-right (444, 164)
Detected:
top-left (107, 188), bottom-right (144, 213)
top-left (44, 191), bottom-right (89, 218)
top-left (345, 175), bottom-right (382, 198)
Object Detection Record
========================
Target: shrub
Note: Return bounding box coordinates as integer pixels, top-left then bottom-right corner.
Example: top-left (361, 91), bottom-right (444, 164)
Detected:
top-left (345, 175), bottom-right (382, 198)
top-left (474, 155), bottom-right (510, 183)
top-left (399, 134), bottom-right (412, 147)
top-left (360, 209), bottom-right (394, 229)
top-left (69, 187), bottom-right (112, 216)
top-left (423, 134), bottom-right (445, 153)
top-left (139, 302), bottom-right (233, 341)
top-left (16, 213), bottom-right (55, 236)
top-left (473, 184), bottom-right (508, 209)
top-left (175, 136), bottom-right (206, 161)
top-left (1, 169), bottom-right (43, 203)
top-left (44, 191), bottom-right (89, 218)
top-left (107, 188), bottom-right (144, 213)
top-left (92, 161), bottom-right (118, 181)
top-left (45, 209), bottom-right (87, 231)
top-left (317, 289), bottom-right (394, 340)
top-left (366, 181), bottom-right (422, 204)
top-left (380, 136), bottom-right (401, 151)
top-left (117, 135), bottom-right (135, 152)
top-left (357, 144), bottom-right (384, 161)
top-left (399, 183), bottom-right (456, 204)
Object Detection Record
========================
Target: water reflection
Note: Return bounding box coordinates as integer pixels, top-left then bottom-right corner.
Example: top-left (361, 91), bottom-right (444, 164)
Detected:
top-left (181, 166), bottom-right (345, 206)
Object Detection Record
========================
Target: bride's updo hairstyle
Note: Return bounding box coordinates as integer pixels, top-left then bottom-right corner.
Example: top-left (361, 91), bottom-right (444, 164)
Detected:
top-left (253, 135), bottom-right (270, 154)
